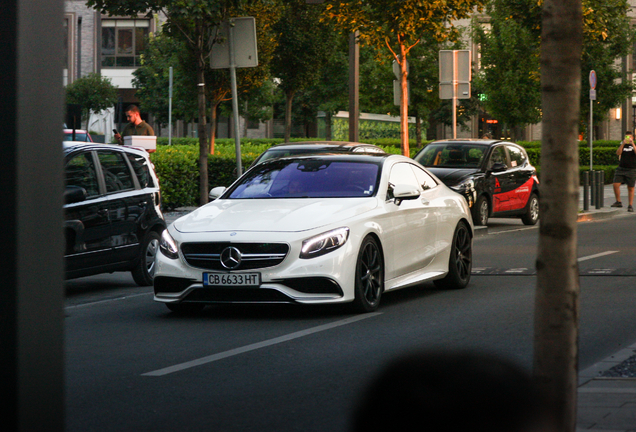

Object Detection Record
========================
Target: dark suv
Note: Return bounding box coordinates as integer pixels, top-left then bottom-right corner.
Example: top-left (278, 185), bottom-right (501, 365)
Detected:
top-left (413, 139), bottom-right (539, 226)
top-left (64, 143), bottom-right (166, 285)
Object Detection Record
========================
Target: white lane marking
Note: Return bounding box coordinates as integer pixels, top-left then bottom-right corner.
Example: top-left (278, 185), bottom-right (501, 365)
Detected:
top-left (65, 292), bottom-right (153, 309)
top-left (142, 312), bottom-right (383, 377)
top-left (577, 251), bottom-right (619, 262)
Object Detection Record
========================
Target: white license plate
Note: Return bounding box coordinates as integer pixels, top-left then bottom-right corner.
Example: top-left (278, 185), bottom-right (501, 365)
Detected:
top-left (203, 272), bottom-right (261, 287)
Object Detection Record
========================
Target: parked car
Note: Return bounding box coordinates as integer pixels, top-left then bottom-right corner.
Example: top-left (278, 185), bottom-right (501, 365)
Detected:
top-left (63, 129), bottom-right (93, 142)
top-left (413, 139), bottom-right (540, 226)
top-left (155, 153), bottom-right (473, 314)
top-left (250, 141), bottom-right (386, 166)
top-left (64, 142), bottom-right (166, 285)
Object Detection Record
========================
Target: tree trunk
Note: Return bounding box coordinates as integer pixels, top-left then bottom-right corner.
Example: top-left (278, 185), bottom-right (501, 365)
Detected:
top-left (399, 44), bottom-right (409, 157)
top-left (195, 26), bottom-right (209, 207)
top-left (209, 102), bottom-right (219, 155)
top-left (534, 1), bottom-right (582, 431)
top-left (284, 90), bottom-right (295, 143)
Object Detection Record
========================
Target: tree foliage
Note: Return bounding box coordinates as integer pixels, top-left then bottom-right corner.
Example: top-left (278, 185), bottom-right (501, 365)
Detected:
top-left (270, 0), bottom-right (335, 141)
top-left (65, 72), bottom-right (119, 129)
top-left (474, 0), bottom-right (635, 138)
top-left (325, 0), bottom-right (485, 154)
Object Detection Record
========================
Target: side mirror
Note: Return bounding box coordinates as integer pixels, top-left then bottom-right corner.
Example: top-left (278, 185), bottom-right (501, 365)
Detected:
top-left (64, 185), bottom-right (88, 204)
top-left (209, 186), bottom-right (227, 201)
top-left (392, 183), bottom-right (420, 205)
top-left (489, 162), bottom-right (507, 173)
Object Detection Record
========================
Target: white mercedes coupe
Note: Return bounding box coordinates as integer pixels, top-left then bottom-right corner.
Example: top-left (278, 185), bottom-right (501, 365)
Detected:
top-left (154, 154), bottom-right (473, 313)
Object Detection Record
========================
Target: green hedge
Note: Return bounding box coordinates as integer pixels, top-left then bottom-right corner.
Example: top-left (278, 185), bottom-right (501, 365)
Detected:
top-left (151, 138), bottom-right (623, 208)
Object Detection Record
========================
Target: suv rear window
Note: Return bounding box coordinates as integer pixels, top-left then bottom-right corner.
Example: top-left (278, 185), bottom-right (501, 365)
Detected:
top-left (126, 152), bottom-right (155, 188)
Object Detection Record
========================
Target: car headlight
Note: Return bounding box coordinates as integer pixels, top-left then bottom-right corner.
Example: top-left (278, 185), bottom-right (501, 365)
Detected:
top-left (300, 227), bottom-right (350, 259)
top-left (450, 178), bottom-right (475, 194)
top-left (159, 230), bottom-right (179, 259)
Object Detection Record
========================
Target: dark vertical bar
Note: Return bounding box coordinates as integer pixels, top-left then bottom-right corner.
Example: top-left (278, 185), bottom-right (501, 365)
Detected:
top-left (583, 171), bottom-right (589, 211)
top-left (348, 31), bottom-right (359, 142)
top-left (1, 1), bottom-right (65, 431)
top-left (595, 171), bottom-right (602, 209)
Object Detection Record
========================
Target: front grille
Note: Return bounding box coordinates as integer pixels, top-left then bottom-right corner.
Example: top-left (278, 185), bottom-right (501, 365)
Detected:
top-left (183, 287), bottom-right (295, 303)
top-left (181, 242), bottom-right (289, 271)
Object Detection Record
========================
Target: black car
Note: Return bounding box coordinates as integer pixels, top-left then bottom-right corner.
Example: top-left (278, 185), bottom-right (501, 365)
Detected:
top-left (250, 141), bottom-right (386, 166)
top-left (413, 139), bottom-right (539, 226)
top-left (64, 142), bottom-right (166, 285)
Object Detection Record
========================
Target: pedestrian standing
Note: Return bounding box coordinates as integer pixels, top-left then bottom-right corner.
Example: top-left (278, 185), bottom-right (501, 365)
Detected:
top-left (114, 105), bottom-right (154, 145)
top-left (611, 131), bottom-right (636, 212)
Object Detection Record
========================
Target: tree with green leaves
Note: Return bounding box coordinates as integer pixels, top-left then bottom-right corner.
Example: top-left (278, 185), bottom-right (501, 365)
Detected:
top-left (474, 0), bottom-right (635, 139)
top-left (270, 0), bottom-right (335, 142)
top-left (65, 72), bottom-right (119, 130)
top-left (132, 32), bottom-right (198, 125)
top-left (325, 0), bottom-right (485, 156)
top-left (472, 2), bottom-right (542, 141)
top-left (88, 0), bottom-right (248, 205)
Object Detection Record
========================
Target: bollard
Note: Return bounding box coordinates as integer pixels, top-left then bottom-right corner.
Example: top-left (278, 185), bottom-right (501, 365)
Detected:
top-left (595, 170), bottom-right (602, 209)
top-left (599, 170), bottom-right (605, 208)
top-left (590, 170), bottom-right (596, 205)
top-left (583, 171), bottom-right (589, 211)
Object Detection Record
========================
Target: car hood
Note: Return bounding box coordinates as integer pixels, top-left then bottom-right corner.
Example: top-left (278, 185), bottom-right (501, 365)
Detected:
top-left (426, 167), bottom-right (480, 186)
top-left (173, 198), bottom-right (378, 233)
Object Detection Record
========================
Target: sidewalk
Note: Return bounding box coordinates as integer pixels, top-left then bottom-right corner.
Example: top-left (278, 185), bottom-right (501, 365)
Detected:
top-left (576, 184), bottom-right (636, 431)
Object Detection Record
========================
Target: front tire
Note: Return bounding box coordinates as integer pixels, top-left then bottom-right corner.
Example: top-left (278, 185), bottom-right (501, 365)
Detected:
top-left (521, 193), bottom-right (539, 225)
top-left (472, 195), bottom-right (489, 226)
top-left (352, 236), bottom-right (384, 312)
top-left (131, 230), bottom-right (161, 286)
top-left (434, 221), bottom-right (472, 290)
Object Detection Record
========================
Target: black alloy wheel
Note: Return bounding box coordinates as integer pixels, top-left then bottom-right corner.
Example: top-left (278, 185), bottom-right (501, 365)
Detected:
top-left (352, 236), bottom-right (384, 312)
top-left (521, 193), bottom-right (539, 225)
top-left (434, 221), bottom-right (472, 290)
top-left (132, 230), bottom-right (161, 286)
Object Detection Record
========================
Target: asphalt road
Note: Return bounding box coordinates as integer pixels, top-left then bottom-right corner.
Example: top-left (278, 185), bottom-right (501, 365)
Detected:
top-left (64, 215), bottom-right (636, 432)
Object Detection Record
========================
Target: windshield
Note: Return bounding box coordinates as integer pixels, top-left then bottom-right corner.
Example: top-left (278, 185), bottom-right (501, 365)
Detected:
top-left (227, 159), bottom-right (380, 199)
top-left (415, 144), bottom-right (486, 168)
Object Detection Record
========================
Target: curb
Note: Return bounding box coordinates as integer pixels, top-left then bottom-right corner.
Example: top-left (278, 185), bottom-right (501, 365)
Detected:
top-left (577, 209), bottom-right (621, 222)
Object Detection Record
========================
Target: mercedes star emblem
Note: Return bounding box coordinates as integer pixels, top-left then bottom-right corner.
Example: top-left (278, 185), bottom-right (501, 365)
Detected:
top-left (220, 246), bottom-right (242, 270)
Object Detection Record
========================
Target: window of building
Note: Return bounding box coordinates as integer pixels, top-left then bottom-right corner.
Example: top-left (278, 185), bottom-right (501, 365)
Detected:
top-left (101, 19), bottom-right (149, 67)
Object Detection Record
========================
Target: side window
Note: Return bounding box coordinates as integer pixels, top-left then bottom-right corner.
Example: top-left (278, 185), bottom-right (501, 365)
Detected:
top-left (126, 153), bottom-right (154, 188)
top-left (507, 145), bottom-right (527, 168)
top-left (488, 146), bottom-right (508, 169)
top-left (97, 151), bottom-right (134, 193)
top-left (411, 165), bottom-right (438, 191)
top-left (65, 152), bottom-right (100, 198)
top-left (388, 163), bottom-right (420, 199)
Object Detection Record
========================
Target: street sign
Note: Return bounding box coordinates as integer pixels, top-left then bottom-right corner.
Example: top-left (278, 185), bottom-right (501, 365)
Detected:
top-left (590, 89), bottom-right (597, 100)
top-left (392, 59), bottom-right (409, 80)
top-left (439, 50), bottom-right (471, 83)
top-left (210, 17), bottom-right (258, 69)
top-left (440, 82), bottom-right (470, 99)
top-left (589, 70), bottom-right (597, 90)
top-left (393, 80), bottom-right (411, 106)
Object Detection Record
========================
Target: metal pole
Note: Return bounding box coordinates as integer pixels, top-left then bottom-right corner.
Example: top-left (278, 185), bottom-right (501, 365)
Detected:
top-left (590, 170), bottom-right (596, 205)
top-left (348, 31), bottom-right (359, 142)
top-left (583, 171), bottom-right (589, 211)
top-left (228, 21), bottom-right (243, 177)
top-left (589, 98), bottom-right (593, 171)
top-left (168, 66), bottom-right (173, 146)
top-left (452, 51), bottom-right (457, 139)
